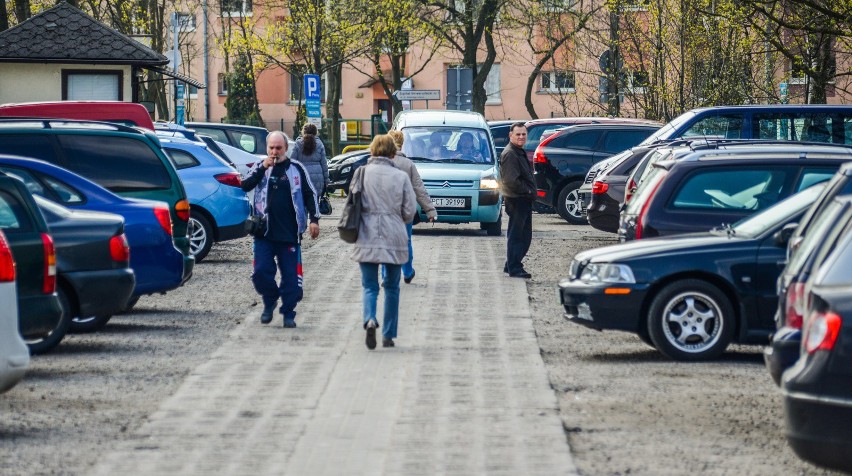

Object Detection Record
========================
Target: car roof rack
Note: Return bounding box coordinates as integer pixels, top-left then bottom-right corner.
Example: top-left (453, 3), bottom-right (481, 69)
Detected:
top-left (0, 117), bottom-right (142, 134)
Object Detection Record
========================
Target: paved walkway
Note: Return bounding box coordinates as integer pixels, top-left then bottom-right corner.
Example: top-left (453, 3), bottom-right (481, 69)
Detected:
top-left (91, 232), bottom-right (577, 475)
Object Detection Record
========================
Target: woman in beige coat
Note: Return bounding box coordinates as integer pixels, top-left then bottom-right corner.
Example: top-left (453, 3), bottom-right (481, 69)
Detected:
top-left (386, 130), bottom-right (437, 284)
top-left (352, 135), bottom-right (416, 349)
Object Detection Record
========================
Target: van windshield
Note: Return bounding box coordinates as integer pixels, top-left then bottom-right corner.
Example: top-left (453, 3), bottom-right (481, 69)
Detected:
top-left (639, 111), bottom-right (698, 145)
top-left (401, 127), bottom-right (495, 164)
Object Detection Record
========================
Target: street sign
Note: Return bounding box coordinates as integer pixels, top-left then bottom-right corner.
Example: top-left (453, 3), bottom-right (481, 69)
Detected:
top-left (339, 121), bottom-right (348, 141)
top-left (175, 83), bottom-right (185, 125)
top-left (307, 117), bottom-right (322, 129)
top-left (304, 74), bottom-right (322, 120)
top-left (392, 89), bottom-right (441, 101)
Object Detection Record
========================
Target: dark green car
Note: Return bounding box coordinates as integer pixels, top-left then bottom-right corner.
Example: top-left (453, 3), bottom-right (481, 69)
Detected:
top-left (0, 172), bottom-right (63, 353)
top-left (0, 119), bottom-right (193, 284)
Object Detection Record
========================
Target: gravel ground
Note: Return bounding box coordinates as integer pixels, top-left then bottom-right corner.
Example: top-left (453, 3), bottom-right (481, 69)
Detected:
top-left (0, 197), bottom-right (843, 475)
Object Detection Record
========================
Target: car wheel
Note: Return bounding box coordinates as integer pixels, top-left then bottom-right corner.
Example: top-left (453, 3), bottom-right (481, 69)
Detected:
top-left (557, 181), bottom-right (586, 224)
top-left (70, 313), bottom-right (112, 333)
top-left (26, 286), bottom-right (72, 354)
top-left (647, 280), bottom-right (735, 361)
top-left (482, 213), bottom-right (502, 236)
top-left (188, 211), bottom-right (214, 263)
top-left (637, 330), bottom-right (655, 349)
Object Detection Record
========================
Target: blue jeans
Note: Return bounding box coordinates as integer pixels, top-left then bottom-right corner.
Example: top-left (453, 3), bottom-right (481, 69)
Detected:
top-left (252, 238), bottom-right (302, 322)
top-left (360, 262), bottom-right (401, 339)
top-left (382, 223), bottom-right (414, 280)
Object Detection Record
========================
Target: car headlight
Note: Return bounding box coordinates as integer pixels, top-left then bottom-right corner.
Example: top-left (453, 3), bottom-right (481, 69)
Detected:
top-left (579, 263), bottom-right (635, 284)
top-left (480, 176), bottom-right (499, 189)
top-left (341, 166), bottom-right (351, 174)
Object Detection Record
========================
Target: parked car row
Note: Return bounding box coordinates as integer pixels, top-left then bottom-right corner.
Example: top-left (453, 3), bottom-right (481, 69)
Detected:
top-left (554, 118), bottom-right (852, 471)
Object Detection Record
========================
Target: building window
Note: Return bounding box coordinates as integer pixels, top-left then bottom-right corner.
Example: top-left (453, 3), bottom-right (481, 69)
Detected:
top-left (288, 66), bottom-right (328, 104)
top-left (188, 85), bottom-right (199, 99)
top-left (621, 0), bottom-right (649, 11)
top-left (62, 70), bottom-right (123, 100)
top-left (218, 73), bottom-right (228, 96)
top-left (176, 12), bottom-right (195, 31)
top-left (790, 54), bottom-right (837, 84)
top-left (540, 70), bottom-right (575, 93)
top-left (482, 64), bottom-right (501, 105)
top-left (542, 0), bottom-right (577, 11)
top-left (221, 0), bottom-right (252, 16)
top-left (623, 70), bottom-right (649, 93)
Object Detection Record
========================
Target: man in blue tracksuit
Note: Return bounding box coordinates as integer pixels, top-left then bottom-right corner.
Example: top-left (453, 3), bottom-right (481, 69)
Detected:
top-left (242, 131), bottom-right (320, 327)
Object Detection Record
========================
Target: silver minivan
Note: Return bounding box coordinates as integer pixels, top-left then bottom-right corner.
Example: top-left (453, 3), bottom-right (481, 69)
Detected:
top-left (0, 229), bottom-right (29, 394)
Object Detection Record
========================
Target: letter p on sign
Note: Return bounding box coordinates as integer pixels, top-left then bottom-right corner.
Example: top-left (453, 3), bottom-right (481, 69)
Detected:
top-left (304, 74), bottom-right (321, 101)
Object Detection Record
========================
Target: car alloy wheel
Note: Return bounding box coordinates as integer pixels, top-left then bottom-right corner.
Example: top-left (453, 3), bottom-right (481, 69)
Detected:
top-left (188, 211), bottom-right (214, 262)
top-left (648, 279), bottom-right (735, 361)
top-left (70, 313), bottom-right (112, 333)
top-left (557, 181), bottom-right (586, 224)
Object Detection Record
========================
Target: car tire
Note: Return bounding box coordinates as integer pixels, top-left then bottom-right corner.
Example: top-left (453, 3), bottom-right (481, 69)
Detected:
top-left (70, 313), bottom-right (112, 333)
top-left (647, 280), bottom-right (736, 361)
top-left (188, 211), bottom-right (214, 263)
top-left (121, 296), bottom-right (140, 314)
top-left (482, 213), bottom-right (502, 236)
top-left (557, 181), bottom-right (586, 224)
top-left (26, 286), bottom-right (72, 354)
top-left (637, 330), bottom-right (656, 349)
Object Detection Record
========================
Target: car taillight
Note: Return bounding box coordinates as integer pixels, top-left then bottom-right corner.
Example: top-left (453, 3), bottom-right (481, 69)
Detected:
top-left (625, 179), bottom-right (637, 203)
top-left (0, 230), bottom-right (15, 282)
top-left (635, 179), bottom-right (663, 240)
top-left (533, 148), bottom-right (547, 164)
top-left (785, 282), bottom-right (806, 329)
top-left (592, 181), bottom-right (609, 195)
top-left (41, 233), bottom-right (56, 294)
top-left (215, 172), bottom-right (242, 188)
top-left (109, 234), bottom-right (130, 262)
top-left (804, 310), bottom-right (842, 354)
top-left (175, 199), bottom-right (191, 222)
top-left (154, 207), bottom-right (173, 236)
top-left (537, 190), bottom-right (546, 198)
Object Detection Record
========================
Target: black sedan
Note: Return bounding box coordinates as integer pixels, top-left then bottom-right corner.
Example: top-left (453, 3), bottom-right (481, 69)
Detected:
top-left (327, 149), bottom-right (369, 194)
top-left (782, 208), bottom-right (852, 473)
top-left (559, 184), bottom-right (824, 361)
top-left (34, 196), bottom-right (135, 335)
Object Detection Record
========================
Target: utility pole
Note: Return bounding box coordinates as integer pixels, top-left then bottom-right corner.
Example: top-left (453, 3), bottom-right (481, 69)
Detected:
top-left (607, 0), bottom-right (621, 116)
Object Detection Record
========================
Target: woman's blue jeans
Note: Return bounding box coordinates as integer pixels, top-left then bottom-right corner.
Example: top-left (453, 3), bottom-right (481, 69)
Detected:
top-left (360, 262), bottom-right (400, 339)
top-left (382, 223), bottom-right (414, 280)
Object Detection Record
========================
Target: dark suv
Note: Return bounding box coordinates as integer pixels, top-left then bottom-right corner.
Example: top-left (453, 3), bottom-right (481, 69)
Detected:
top-left (0, 119), bottom-right (193, 283)
top-left (185, 122), bottom-right (284, 156)
top-left (533, 123), bottom-right (659, 223)
top-left (619, 144), bottom-right (852, 241)
top-left (0, 171), bottom-right (63, 353)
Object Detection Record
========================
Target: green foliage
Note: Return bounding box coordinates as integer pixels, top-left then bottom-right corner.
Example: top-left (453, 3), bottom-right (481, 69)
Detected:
top-left (225, 53), bottom-right (263, 126)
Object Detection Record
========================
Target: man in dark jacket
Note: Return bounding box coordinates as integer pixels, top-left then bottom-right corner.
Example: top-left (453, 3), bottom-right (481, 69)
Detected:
top-left (499, 122), bottom-right (535, 279)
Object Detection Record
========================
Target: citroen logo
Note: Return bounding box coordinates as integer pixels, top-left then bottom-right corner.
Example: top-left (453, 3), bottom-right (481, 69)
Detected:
top-left (442, 181), bottom-right (451, 188)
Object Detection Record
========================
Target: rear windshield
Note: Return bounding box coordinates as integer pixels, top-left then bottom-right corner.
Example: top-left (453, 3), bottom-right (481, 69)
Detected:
top-left (0, 188), bottom-right (33, 232)
top-left (57, 135), bottom-right (172, 192)
top-left (626, 167), bottom-right (667, 214)
top-left (401, 127), bottom-right (495, 164)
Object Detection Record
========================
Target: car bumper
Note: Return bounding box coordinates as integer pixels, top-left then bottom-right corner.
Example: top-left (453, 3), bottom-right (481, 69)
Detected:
top-left (558, 278), bottom-right (649, 332)
top-left (64, 268), bottom-right (136, 317)
top-left (18, 293), bottom-right (63, 339)
top-left (587, 194), bottom-right (621, 233)
top-left (181, 254), bottom-right (195, 285)
top-left (421, 188), bottom-right (502, 224)
top-left (764, 326), bottom-right (801, 386)
top-left (783, 390), bottom-right (852, 472)
top-left (577, 189), bottom-right (592, 216)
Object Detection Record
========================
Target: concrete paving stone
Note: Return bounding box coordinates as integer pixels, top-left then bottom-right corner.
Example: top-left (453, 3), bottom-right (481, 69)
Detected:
top-left (90, 234), bottom-right (576, 476)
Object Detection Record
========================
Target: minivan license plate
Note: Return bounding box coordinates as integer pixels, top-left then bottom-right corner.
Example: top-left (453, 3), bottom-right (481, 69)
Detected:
top-left (432, 197), bottom-right (466, 208)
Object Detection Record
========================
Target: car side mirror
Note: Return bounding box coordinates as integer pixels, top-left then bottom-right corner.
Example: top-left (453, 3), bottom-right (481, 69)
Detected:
top-left (774, 222), bottom-right (798, 247)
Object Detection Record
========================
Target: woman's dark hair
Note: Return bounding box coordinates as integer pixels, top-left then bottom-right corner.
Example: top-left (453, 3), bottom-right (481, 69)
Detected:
top-left (302, 123), bottom-right (318, 155)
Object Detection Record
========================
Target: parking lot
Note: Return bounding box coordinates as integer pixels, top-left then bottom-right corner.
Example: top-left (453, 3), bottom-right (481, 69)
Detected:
top-left (0, 198), bottom-right (843, 475)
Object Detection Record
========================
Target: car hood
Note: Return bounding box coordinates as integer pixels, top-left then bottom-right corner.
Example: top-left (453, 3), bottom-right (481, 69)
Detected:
top-left (575, 232), bottom-right (750, 264)
top-left (413, 162), bottom-right (497, 180)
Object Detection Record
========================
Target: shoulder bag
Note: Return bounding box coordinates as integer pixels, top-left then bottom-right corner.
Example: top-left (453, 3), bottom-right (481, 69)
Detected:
top-left (337, 168), bottom-right (364, 243)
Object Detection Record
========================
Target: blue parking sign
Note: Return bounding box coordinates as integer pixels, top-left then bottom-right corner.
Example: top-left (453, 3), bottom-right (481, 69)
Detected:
top-left (304, 74), bottom-right (322, 119)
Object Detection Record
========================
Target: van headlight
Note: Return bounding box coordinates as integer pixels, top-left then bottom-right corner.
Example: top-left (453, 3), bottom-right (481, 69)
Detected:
top-left (341, 166), bottom-right (351, 174)
top-left (480, 175), bottom-right (499, 189)
top-left (579, 263), bottom-right (635, 284)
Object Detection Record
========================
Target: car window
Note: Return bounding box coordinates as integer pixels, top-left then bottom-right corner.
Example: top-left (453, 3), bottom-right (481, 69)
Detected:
top-left (786, 199), bottom-right (844, 273)
top-left (626, 167), bottom-right (667, 214)
top-left (491, 126), bottom-right (510, 149)
top-left (0, 134), bottom-right (58, 163)
top-left (227, 131), bottom-right (257, 154)
top-left (814, 217), bottom-right (852, 285)
top-left (797, 168), bottom-right (836, 191)
top-left (732, 183), bottom-right (824, 238)
top-left (192, 127), bottom-right (229, 143)
top-left (601, 130), bottom-right (655, 154)
top-left (670, 167), bottom-right (791, 211)
top-left (56, 135), bottom-right (172, 192)
top-left (164, 148), bottom-right (201, 169)
top-left (0, 189), bottom-right (30, 231)
top-left (0, 167), bottom-right (47, 197)
top-left (400, 127), bottom-right (494, 164)
top-left (680, 114), bottom-right (744, 140)
top-left (550, 130), bottom-right (602, 150)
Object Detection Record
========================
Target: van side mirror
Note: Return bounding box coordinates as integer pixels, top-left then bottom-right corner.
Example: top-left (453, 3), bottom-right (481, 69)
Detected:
top-left (774, 222), bottom-right (798, 247)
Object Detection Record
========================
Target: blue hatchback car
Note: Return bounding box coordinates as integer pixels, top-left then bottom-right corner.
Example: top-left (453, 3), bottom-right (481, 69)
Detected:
top-left (158, 137), bottom-right (250, 262)
top-left (0, 156), bottom-right (185, 308)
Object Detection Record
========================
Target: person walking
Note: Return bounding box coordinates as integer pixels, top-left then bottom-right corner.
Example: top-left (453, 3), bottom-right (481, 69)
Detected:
top-left (499, 122), bottom-right (535, 279)
top-left (352, 134), bottom-right (416, 349)
top-left (242, 131), bottom-right (320, 327)
top-left (386, 130), bottom-right (436, 284)
top-left (289, 123), bottom-right (329, 196)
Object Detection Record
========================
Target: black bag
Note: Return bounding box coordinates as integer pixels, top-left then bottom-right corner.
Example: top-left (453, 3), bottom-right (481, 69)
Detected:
top-left (337, 169), bottom-right (364, 243)
top-left (244, 214), bottom-right (267, 237)
top-left (319, 194), bottom-right (333, 215)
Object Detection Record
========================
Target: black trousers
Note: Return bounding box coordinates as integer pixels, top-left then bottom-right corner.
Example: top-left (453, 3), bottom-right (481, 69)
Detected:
top-left (504, 197), bottom-right (533, 274)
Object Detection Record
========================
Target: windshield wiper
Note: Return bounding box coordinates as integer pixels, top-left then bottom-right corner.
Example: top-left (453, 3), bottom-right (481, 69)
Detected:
top-left (435, 158), bottom-right (477, 163)
top-left (407, 156), bottom-right (432, 162)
